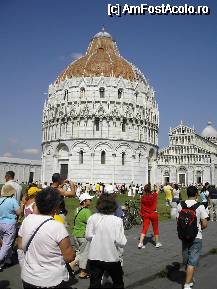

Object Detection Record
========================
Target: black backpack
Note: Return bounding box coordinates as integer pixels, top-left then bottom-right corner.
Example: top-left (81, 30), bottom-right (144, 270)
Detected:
top-left (177, 201), bottom-right (200, 242)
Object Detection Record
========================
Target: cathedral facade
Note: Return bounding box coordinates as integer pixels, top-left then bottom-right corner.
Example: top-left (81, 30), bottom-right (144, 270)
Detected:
top-left (41, 30), bottom-right (159, 185)
top-left (156, 121), bottom-right (217, 186)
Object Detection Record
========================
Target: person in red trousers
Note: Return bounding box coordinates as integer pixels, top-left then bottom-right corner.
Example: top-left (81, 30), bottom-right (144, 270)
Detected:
top-left (138, 184), bottom-right (162, 249)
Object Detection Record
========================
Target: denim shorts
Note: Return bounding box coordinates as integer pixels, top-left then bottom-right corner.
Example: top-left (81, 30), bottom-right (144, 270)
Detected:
top-left (182, 238), bottom-right (202, 267)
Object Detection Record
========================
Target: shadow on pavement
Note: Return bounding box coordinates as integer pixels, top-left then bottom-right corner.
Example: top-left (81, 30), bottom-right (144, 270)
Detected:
top-left (125, 262), bottom-right (185, 289)
top-left (143, 235), bottom-right (155, 246)
top-left (166, 262), bottom-right (185, 285)
top-left (0, 280), bottom-right (11, 289)
top-left (65, 276), bottom-right (79, 287)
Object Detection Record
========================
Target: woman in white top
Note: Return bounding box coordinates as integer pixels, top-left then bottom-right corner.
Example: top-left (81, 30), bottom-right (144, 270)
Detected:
top-left (17, 187), bottom-right (75, 289)
top-left (86, 194), bottom-right (127, 288)
top-left (173, 184), bottom-right (180, 204)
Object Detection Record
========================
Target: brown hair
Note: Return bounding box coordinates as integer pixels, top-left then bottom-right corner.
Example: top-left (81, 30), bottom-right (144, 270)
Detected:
top-left (96, 194), bottom-right (117, 215)
top-left (143, 184), bottom-right (151, 195)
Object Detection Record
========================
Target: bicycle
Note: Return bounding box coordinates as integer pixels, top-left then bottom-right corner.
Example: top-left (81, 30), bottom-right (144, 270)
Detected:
top-left (122, 199), bottom-right (142, 230)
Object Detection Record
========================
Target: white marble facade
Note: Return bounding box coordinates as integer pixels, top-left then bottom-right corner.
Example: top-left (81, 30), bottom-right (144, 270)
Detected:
top-left (156, 122), bottom-right (217, 186)
top-left (41, 30), bottom-right (159, 185)
top-left (0, 157), bottom-right (41, 184)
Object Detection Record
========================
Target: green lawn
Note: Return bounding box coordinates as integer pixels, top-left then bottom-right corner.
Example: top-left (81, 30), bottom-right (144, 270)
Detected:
top-left (65, 189), bottom-right (187, 233)
top-left (0, 184), bottom-right (187, 233)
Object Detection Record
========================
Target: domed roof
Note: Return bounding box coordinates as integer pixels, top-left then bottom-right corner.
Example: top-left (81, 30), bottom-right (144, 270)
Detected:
top-left (94, 29), bottom-right (112, 39)
top-left (201, 121), bottom-right (217, 138)
top-left (56, 29), bottom-right (145, 83)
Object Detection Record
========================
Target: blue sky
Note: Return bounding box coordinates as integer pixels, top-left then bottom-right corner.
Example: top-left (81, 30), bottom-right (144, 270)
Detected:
top-left (0, 0), bottom-right (216, 160)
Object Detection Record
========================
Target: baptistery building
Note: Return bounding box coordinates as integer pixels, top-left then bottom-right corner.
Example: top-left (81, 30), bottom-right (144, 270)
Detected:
top-left (41, 29), bottom-right (159, 185)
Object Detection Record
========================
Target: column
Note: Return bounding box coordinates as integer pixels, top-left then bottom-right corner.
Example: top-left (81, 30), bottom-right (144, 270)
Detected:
top-left (71, 121), bottom-right (74, 138)
top-left (91, 152), bottom-right (94, 184)
top-left (112, 153), bottom-right (116, 185)
top-left (41, 155), bottom-right (45, 183)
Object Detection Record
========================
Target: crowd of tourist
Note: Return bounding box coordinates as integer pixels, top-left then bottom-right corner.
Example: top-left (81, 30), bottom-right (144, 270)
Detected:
top-left (0, 170), bottom-right (216, 288)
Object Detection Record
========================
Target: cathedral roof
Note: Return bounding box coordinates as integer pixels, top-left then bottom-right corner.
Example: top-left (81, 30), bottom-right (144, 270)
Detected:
top-left (56, 29), bottom-right (146, 83)
top-left (0, 157), bottom-right (41, 166)
top-left (201, 121), bottom-right (217, 138)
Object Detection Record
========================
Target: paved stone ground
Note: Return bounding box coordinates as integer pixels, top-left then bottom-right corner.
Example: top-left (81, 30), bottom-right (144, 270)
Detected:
top-left (0, 220), bottom-right (217, 289)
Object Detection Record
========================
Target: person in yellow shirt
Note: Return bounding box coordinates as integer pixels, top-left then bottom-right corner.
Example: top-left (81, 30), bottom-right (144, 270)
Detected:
top-left (163, 183), bottom-right (173, 206)
top-left (95, 182), bottom-right (100, 197)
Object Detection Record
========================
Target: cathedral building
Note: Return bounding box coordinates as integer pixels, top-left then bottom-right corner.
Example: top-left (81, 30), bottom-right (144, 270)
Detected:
top-left (157, 121), bottom-right (217, 186)
top-left (41, 29), bottom-right (159, 185)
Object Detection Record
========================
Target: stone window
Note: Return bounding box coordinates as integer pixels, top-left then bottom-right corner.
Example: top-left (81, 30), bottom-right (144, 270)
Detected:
top-left (122, 152), bottom-right (125, 165)
top-left (80, 87), bottom-right (85, 97)
top-left (99, 87), bottom-right (105, 98)
top-left (118, 88), bottom-right (123, 99)
top-left (64, 89), bottom-right (68, 101)
top-left (138, 153), bottom-right (141, 162)
top-left (95, 117), bottom-right (100, 131)
top-left (101, 151), bottom-right (106, 164)
top-left (135, 91), bottom-right (139, 102)
top-left (122, 118), bottom-right (127, 132)
top-left (79, 150), bottom-right (84, 164)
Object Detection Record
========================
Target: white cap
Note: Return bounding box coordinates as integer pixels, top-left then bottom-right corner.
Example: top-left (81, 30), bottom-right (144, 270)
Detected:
top-left (79, 193), bottom-right (94, 203)
top-left (104, 185), bottom-right (114, 194)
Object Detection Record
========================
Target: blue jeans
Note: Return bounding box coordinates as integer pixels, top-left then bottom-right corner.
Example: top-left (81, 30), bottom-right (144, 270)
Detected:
top-left (182, 238), bottom-right (202, 267)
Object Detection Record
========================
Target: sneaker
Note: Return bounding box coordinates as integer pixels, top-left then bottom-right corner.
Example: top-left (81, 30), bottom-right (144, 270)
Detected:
top-left (0, 265), bottom-right (3, 272)
top-left (155, 242), bottom-right (162, 248)
top-left (138, 243), bottom-right (145, 249)
top-left (189, 277), bottom-right (195, 287)
top-left (184, 284), bottom-right (192, 289)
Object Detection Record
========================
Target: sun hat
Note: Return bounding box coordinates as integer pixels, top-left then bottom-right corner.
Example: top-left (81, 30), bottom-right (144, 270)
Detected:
top-left (27, 187), bottom-right (41, 197)
top-left (79, 193), bottom-right (94, 203)
top-left (1, 184), bottom-right (16, 197)
top-left (104, 185), bottom-right (114, 194)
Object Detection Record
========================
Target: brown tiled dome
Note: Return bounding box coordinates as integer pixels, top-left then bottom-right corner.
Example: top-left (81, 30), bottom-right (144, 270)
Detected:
top-left (56, 30), bottom-right (145, 82)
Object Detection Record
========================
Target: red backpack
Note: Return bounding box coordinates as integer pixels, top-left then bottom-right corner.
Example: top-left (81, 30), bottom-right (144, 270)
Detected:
top-left (177, 201), bottom-right (200, 242)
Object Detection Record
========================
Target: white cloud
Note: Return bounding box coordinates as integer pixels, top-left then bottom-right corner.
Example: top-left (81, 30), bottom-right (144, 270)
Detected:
top-left (71, 52), bottom-right (83, 60)
top-left (20, 149), bottom-right (40, 155)
top-left (8, 138), bottom-right (18, 144)
top-left (59, 52), bottom-right (83, 62)
top-left (3, 152), bottom-right (13, 157)
top-left (59, 55), bottom-right (67, 61)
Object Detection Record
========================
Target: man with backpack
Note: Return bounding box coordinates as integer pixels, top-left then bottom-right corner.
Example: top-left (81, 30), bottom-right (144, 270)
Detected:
top-left (177, 186), bottom-right (208, 289)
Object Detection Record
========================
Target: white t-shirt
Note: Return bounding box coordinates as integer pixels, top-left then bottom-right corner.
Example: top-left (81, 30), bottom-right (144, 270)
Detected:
top-left (177, 200), bottom-right (208, 239)
top-left (18, 214), bottom-right (69, 287)
top-left (86, 213), bottom-right (127, 262)
top-left (173, 189), bottom-right (180, 199)
top-left (138, 186), bottom-right (143, 194)
top-left (76, 185), bottom-right (82, 197)
top-left (127, 187), bottom-right (132, 197)
top-left (4, 180), bottom-right (22, 203)
top-left (132, 186), bottom-right (137, 196)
